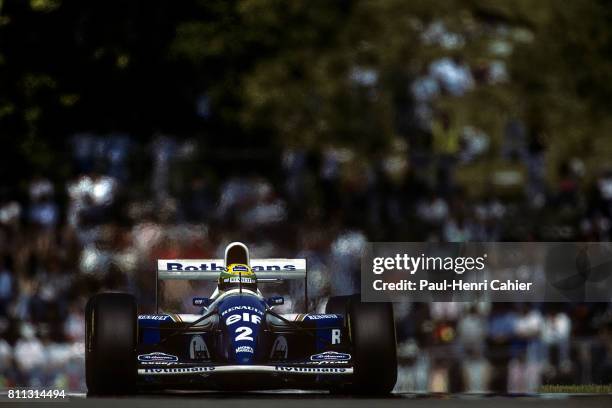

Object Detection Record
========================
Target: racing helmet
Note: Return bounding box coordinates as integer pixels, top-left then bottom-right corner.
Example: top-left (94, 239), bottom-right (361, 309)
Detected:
top-left (218, 263), bottom-right (258, 292)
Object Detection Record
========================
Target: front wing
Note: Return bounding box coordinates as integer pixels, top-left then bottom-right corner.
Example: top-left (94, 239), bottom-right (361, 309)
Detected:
top-left (137, 361), bottom-right (354, 390)
top-left (139, 364), bottom-right (353, 376)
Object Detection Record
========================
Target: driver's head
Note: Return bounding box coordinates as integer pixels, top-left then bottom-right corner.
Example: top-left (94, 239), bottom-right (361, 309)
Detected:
top-left (218, 263), bottom-right (258, 292)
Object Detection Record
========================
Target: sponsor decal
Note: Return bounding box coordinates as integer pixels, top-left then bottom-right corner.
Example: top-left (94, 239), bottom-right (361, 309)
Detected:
top-left (270, 335), bottom-right (288, 359)
top-left (236, 345), bottom-right (254, 354)
top-left (220, 305), bottom-right (264, 316)
top-left (138, 315), bottom-right (170, 321)
top-left (224, 276), bottom-right (256, 284)
top-left (305, 360), bottom-right (350, 365)
top-left (305, 314), bottom-right (338, 320)
top-left (138, 352), bottom-right (178, 362)
top-left (250, 264), bottom-right (296, 272)
top-left (226, 264), bottom-right (255, 276)
top-left (166, 262), bottom-right (225, 272)
top-left (275, 366), bottom-right (350, 374)
top-left (190, 335), bottom-right (210, 360)
top-left (141, 366), bottom-right (216, 375)
top-left (226, 313), bottom-right (262, 326)
top-left (310, 351), bottom-right (351, 361)
top-left (165, 262), bottom-right (296, 272)
top-left (138, 364), bottom-right (353, 376)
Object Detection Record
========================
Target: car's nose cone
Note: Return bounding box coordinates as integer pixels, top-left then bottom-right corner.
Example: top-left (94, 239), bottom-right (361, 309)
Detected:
top-left (218, 294), bottom-right (266, 364)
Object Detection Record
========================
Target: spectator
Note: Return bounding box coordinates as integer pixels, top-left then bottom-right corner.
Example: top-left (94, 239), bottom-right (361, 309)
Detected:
top-left (0, 260), bottom-right (12, 316)
top-left (457, 305), bottom-right (487, 355)
top-left (429, 55), bottom-right (474, 96)
top-left (542, 307), bottom-right (571, 367)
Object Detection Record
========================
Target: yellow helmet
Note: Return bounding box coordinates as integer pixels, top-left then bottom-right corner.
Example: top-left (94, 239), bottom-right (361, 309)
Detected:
top-left (218, 263), bottom-right (258, 292)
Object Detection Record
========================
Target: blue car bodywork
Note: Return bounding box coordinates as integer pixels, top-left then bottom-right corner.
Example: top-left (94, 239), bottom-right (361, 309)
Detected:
top-left (136, 252), bottom-right (353, 390)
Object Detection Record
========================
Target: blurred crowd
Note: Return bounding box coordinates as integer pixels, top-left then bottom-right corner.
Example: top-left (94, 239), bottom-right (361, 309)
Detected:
top-left (2, 18), bottom-right (612, 394)
top-left (395, 302), bottom-right (612, 393)
top-left (0, 129), bottom-right (611, 392)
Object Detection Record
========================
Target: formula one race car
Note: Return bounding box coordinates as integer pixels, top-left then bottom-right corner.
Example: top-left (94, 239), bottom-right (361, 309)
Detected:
top-left (85, 242), bottom-right (397, 394)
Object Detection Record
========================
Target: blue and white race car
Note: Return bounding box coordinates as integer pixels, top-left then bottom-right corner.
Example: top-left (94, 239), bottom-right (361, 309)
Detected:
top-left (85, 242), bottom-right (397, 394)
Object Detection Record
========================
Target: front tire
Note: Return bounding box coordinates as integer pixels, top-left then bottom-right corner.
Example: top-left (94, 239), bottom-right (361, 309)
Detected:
top-left (349, 299), bottom-right (397, 394)
top-left (85, 293), bottom-right (137, 395)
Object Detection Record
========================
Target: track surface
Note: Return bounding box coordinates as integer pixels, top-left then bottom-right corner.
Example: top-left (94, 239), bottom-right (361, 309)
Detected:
top-left (2, 393), bottom-right (612, 408)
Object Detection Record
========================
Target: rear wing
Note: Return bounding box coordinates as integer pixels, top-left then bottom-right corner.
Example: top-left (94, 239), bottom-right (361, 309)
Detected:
top-left (156, 258), bottom-right (308, 312)
top-left (157, 259), bottom-right (306, 280)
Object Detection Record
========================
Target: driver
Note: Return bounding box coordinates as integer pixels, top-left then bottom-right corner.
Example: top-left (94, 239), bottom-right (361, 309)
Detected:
top-left (217, 263), bottom-right (258, 294)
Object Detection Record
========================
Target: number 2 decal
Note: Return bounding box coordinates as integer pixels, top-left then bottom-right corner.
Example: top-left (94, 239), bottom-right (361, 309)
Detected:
top-left (235, 326), bottom-right (253, 341)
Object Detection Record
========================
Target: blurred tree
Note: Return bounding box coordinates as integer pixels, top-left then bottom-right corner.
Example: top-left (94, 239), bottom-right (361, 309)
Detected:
top-left (1, 0), bottom-right (612, 186)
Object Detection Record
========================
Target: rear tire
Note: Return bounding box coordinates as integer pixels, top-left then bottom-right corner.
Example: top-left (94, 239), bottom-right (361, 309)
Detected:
top-left (85, 293), bottom-right (137, 395)
top-left (329, 295), bottom-right (397, 395)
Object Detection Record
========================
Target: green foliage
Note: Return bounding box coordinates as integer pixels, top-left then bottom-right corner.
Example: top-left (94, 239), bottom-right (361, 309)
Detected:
top-left (1, 0), bottom-right (612, 181)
